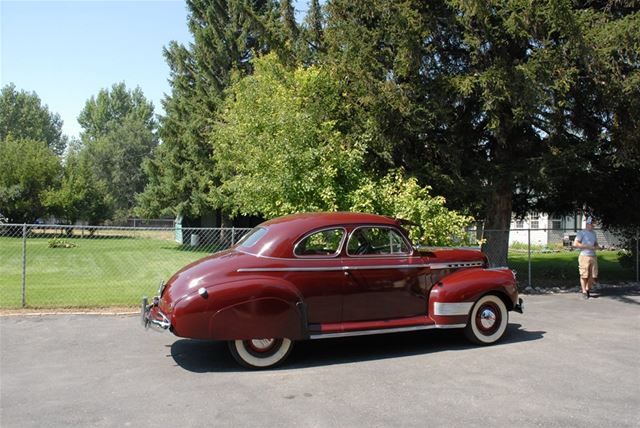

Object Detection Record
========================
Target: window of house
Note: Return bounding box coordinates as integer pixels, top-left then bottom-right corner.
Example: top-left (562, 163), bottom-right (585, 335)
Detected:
top-left (552, 217), bottom-right (562, 230)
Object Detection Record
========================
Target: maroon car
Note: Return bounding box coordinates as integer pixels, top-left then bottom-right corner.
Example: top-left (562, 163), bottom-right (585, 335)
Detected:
top-left (142, 212), bottom-right (523, 368)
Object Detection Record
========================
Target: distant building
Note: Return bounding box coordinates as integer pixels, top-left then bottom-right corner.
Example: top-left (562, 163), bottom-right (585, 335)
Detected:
top-left (508, 213), bottom-right (621, 248)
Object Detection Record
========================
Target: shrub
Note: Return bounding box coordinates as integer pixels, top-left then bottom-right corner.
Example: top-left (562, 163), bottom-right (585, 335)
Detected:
top-left (48, 238), bottom-right (77, 249)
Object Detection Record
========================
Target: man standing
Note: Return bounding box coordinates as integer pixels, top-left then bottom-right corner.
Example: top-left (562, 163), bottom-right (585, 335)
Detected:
top-left (574, 217), bottom-right (599, 299)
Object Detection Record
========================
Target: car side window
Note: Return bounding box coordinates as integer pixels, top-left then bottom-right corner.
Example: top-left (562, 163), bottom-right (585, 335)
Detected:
top-left (294, 228), bottom-right (345, 257)
top-left (347, 227), bottom-right (410, 256)
top-left (237, 227), bottom-right (268, 248)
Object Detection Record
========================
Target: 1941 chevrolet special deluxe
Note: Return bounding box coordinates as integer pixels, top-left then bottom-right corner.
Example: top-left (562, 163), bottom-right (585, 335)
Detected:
top-left (142, 212), bottom-right (523, 368)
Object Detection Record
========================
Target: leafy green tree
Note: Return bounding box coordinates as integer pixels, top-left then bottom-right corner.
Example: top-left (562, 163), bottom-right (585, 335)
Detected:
top-left (305, 0), bottom-right (324, 53)
top-left (534, 4), bottom-right (640, 229)
top-left (324, 0), bottom-right (639, 265)
top-left (0, 84), bottom-right (67, 156)
top-left (138, 0), bottom-right (278, 220)
top-left (78, 83), bottom-right (157, 219)
top-left (211, 54), bottom-right (472, 245)
top-left (42, 147), bottom-right (113, 225)
top-left (350, 170), bottom-right (473, 246)
top-left (0, 136), bottom-right (61, 222)
top-left (211, 54), bottom-right (366, 217)
top-left (78, 82), bottom-right (155, 143)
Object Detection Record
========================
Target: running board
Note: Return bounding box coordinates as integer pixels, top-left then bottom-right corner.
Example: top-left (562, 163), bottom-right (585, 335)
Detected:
top-left (309, 323), bottom-right (466, 340)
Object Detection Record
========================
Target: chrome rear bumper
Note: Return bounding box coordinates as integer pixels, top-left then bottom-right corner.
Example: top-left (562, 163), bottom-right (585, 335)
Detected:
top-left (141, 296), bottom-right (170, 332)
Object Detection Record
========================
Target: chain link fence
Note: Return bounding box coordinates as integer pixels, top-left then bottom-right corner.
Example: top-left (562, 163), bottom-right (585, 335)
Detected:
top-left (0, 224), bottom-right (250, 309)
top-left (467, 227), bottom-right (639, 290)
top-left (0, 224), bottom-right (637, 308)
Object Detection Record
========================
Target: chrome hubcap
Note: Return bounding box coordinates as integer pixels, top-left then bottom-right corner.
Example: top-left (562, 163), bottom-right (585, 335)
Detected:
top-left (250, 339), bottom-right (275, 351)
top-left (479, 309), bottom-right (496, 329)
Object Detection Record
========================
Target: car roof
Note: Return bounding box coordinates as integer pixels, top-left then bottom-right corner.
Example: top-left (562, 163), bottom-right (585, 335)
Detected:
top-left (261, 212), bottom-right (398, 228)
top-left (242, 212), bottom-right (404, 258)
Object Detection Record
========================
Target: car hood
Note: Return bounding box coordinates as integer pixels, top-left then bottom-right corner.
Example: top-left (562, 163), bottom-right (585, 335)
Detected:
top-left (417, 247), bottom-right (487, 266)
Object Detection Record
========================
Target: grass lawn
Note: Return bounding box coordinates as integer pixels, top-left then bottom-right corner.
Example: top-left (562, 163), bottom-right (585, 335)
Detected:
top-left (0, 235), bottom-right (214, 309)
top-left (1, 235), bottom-right (635, 308)
top-left (508, 250), bottom-right (635, 287)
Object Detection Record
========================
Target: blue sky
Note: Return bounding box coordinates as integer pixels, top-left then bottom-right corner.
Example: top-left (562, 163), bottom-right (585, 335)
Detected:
top-left (1, 0), bottom-right (195, 139)
top-left (1, 0), bottom-right (311, 140)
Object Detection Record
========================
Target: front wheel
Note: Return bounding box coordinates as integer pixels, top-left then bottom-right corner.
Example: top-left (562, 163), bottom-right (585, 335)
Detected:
top-left (464, 295), bottom-right (508, 345)
top-left (228, 338), bottom-right (294, 369)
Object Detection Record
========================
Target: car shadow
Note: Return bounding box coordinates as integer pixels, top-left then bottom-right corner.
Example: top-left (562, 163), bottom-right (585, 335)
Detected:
top-left (169, 323), bottom-right (544, 373)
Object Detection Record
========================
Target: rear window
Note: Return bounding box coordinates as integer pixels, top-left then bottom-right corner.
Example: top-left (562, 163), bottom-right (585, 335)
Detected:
top-left (237, 227), bottom-right (268, 248)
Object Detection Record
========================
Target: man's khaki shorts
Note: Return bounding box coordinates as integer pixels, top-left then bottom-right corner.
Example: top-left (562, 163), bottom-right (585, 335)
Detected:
top-left (579, 255), bottom-right (598, 280)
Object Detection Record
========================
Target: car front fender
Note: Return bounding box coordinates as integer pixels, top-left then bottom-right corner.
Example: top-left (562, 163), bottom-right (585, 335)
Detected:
top-left (428, 268), bottom-right (518, 326)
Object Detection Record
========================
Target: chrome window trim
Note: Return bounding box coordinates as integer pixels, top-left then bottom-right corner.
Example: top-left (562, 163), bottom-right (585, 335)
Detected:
top-left (293, 227), bottom-right (347, 259)
top-left (345, 225), bottom-right (414, 258)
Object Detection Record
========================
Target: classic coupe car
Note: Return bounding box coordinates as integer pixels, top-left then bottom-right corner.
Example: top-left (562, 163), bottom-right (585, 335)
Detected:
top-left (142, 212), bottom-right (523, 368)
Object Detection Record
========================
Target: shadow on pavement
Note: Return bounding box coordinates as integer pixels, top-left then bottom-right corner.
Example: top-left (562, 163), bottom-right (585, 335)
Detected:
top-left (590, 286), bottom-right (640, 305)
top-left (170, 322), bottom-right (545, 373)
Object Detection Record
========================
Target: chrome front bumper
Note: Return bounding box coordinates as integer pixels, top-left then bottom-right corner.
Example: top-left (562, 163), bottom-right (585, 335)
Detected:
top-left (141, 296), bottom-right (170, 332)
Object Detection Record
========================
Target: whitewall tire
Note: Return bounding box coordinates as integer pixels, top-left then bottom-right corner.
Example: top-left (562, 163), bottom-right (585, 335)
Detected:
top-left (464, 294), bottom-right (508, 345)
top-left (228, 338), bottom-right (294, 369)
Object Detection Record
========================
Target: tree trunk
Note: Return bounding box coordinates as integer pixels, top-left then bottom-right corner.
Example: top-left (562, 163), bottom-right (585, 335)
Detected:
top-left (481, 181), bottom-right (513, 267)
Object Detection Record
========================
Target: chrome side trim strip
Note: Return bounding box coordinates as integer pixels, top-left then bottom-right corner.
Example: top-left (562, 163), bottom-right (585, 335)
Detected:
top-left (237, 261), bottom-right (482, 273)
top-left (309, 323), bottom-right (466, 339)
top-left (430, 261), bottom-right (484, 270)
top-left (434, 323), bottom-right (467, 329)
top-left (434, 302), bottom-right (474, 316)
top-left (237, 264), bottom-right (431, 273)
top-left (346, 264), bottom-right (430, 271)
top-left (238, 267), bottom-right (344, 273)
top-left (310, 325), bottom-right (436, 339)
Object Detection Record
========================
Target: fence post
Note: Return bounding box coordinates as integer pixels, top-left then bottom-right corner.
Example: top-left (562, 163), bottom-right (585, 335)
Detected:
top-left (636, 229), bottom-right (640, 282)
top-left (527, 228), bottom-right (532, 287)
top-left (21, 223), bottom-right (27, 307)
top-left (231, 227), bottom-right (235, 246)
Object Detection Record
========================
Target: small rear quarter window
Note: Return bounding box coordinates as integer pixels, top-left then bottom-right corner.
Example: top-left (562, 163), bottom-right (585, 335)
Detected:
top-left (237, 227), bottom-right (268, 248)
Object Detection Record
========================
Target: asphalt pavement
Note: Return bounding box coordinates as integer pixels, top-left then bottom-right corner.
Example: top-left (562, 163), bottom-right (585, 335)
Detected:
top-left (1, 289), bottom-right (639, 428)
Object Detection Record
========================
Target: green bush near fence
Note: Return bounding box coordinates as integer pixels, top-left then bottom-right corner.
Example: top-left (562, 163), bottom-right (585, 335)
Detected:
top-left (0, 235), bottom-right (635, 309)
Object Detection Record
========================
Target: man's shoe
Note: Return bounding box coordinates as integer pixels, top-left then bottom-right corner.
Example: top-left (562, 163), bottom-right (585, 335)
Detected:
top-left (582, 293), bottom-right (589, 300)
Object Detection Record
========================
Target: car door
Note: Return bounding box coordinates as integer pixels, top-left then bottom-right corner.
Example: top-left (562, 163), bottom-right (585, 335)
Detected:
top-left (341, 226), bottom-right (430, 322)
top-left (289, 227), bottom-right (348, 324)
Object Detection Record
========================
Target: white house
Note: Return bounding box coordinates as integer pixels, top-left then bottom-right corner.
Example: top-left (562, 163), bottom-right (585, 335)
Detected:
top-left (508, 213), bottom-right (621, 248)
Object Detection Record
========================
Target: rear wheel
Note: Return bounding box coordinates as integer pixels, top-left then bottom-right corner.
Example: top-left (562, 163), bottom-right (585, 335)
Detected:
top-left (464, 295), bottom-right (508, 345)
top-left (228, 338), bottom-right (294, 369)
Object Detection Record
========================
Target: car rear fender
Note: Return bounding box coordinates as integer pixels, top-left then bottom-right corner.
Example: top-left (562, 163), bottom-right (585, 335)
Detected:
top-left (428, 268), bottom-right (518, 326)
top-left (206, 277), bottom-right (306, 341)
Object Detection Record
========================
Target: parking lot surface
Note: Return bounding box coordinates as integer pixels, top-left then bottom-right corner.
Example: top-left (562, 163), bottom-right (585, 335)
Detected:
top-left (1, 289), bottom-right (639, 428)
